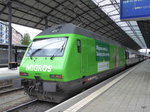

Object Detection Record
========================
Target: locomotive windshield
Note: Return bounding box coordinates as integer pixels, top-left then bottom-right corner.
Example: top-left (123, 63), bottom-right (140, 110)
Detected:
top-left (26, 37), bottom-right (67, 57)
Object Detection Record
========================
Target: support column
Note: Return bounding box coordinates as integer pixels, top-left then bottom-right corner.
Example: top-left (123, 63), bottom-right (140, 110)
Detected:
top-left (8, 1), bottom-right (12, 68)
top-left (15, 48), bottom-right (18, 62)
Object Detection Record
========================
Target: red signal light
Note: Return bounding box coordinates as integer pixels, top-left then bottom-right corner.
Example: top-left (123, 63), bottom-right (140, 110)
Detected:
top-left (57, 75), bottom-right (63, 79)
top-left (20, 72), bottom-right (28, 76)
top-left (20, 72), bottom-right (24, 76)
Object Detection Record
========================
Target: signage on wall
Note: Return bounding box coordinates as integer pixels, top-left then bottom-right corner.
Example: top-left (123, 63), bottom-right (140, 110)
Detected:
top-left (120, 0), bottom-right (150, 20)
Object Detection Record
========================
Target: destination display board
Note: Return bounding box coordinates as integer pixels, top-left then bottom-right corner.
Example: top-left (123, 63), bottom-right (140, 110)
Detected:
top-left (120, 0), bottom-right (150, 20)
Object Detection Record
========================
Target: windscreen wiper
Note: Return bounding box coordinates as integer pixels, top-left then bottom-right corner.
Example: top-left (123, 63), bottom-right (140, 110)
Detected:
top-left (29, 48), bottom-right (42, 59)
top-left (29, 41), bottom-right (59, 59)
top-left (50, 42), bottom-right (66, 60)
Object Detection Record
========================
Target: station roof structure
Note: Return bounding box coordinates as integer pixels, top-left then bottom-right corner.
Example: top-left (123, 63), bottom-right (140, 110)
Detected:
top-left (0, 0), bottom-right (149, 50)
top-left (137, 21), bottom-right (150, 48)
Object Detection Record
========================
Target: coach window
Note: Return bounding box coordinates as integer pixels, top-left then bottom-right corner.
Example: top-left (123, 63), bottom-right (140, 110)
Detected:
top-left (77, 39), bottom-right (81, 53)
top-left (125, 51), bottom-right (129, 59)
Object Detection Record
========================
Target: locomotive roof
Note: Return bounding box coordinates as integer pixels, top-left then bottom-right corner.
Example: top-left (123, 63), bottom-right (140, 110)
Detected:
top-left (37, 23), bottom-right (123, 47)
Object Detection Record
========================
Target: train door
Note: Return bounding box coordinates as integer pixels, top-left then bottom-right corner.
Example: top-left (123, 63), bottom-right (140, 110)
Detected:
top-left (77, 39), bottom-right (82, 74)
top-left (77, 39), bottom-right (87, 76)
top-left (125, 50), bottom-right (129, 65)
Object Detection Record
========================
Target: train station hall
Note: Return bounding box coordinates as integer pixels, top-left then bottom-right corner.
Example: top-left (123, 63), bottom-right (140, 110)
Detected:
top-left (0, 0), bottom-right (150, 112)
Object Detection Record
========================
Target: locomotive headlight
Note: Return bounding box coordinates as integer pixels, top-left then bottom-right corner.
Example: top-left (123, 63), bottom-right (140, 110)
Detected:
top-left (20, 72), bottom-right (28, 76)
top-left (50, 75), bottom-right (63, 79)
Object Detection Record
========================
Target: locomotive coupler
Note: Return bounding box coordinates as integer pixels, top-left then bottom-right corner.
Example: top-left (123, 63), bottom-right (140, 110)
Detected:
top-left (34, 76), bottom-right (43, 92)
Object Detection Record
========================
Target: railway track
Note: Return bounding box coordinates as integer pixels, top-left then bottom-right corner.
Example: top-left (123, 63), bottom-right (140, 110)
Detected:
top-left (0, 84), bottom-right (12, 90)
top-left (0, 86), bottom-right (31, 112)
top-left (0, 79), bottom-right (12, 87)
top-left (5, 100), bottom-right (56, 112)
top-left (0, 86), bottom-right (56, 112)
top-left (0, 87), bottom-right (23, 95)
top-left (0, 78), bottom-right (24, 95)
top-left (0, 78), bottom-right (56, 112)
top-left (5, 99), bottom-right (38, 112)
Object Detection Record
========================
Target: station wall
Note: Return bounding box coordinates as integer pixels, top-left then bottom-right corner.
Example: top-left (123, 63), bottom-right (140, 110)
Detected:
top-left (0, 49), bottom-right (25, 64)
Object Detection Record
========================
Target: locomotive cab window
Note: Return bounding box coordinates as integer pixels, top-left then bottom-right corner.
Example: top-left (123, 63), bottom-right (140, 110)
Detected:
top-left (77, 39), bottom-right (81, 53)
top-left (26, 37), bottom-right (68, 57)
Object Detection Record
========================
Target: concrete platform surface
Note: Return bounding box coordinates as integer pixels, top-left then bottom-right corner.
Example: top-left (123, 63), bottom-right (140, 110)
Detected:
top-left (75, 60), bottom-right (150, 112)
top-left (46, 60), bottom-right (150, 112)
top-left (0, 67), bottom-right (19, 80)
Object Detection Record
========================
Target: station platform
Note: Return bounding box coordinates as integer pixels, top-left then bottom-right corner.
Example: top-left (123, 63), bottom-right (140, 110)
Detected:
top-left (0, 64), bottom-right (8, 67)
top-left (0, 67), bottom-right (19, 80)
top-left (46, 59), bottom-right (150, 112)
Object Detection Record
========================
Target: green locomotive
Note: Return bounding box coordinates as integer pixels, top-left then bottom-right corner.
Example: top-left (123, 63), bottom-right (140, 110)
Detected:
top-left (19, 24), bottom-right (131, 103)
